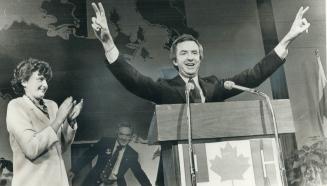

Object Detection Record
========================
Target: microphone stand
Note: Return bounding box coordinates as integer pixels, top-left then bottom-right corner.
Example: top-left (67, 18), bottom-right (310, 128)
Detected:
top-left (224, 81), bottom-right (287, 185)
top-left (185, 86), bottom-right (197, 186)
top-left (256, 91), bottom-right (287, 186)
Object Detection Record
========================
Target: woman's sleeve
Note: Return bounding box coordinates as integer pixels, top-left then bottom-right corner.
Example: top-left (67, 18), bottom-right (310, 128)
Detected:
top-left (6, 100), bottom-right (59, 161)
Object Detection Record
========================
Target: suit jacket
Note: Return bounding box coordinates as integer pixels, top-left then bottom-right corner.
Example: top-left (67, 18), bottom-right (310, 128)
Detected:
top-left (72, 137), bottom-right (151, 186)
top-left (106, 50), bottom-right (285, 104)
top-left (6, 95), bottom-right (76, 186)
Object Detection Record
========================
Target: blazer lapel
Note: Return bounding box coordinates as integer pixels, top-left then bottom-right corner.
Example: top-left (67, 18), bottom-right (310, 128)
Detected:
top-left (199, 77), bottom-right (216, 102)
top-left (117, 146), bottom-right (130, 177)
top-left (104, 139), bottom-right (116, 158)
top-left (23, 96), bottom-right (50, 125)
top-left (169, 75), bottom-right (187, 102)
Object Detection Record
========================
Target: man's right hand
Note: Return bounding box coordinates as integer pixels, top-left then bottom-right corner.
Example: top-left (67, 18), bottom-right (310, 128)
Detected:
top-left (91, 2), bottom-right (114, 48)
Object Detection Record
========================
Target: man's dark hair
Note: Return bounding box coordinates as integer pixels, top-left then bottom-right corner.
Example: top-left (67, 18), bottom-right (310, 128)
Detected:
top-left (11, 58), bottom-right (52, 96)
top-left (117, 122), bottom-right (134, 135)
top-left (169, 34), bottom-right (204, 68)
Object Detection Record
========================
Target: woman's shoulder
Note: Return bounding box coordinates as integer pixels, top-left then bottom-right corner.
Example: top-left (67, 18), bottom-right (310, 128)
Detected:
top-left (43, 98), bottom-right (56, 104)
top-left (7, 97), bottom-right (31, 114)
top-left (43, 98), bottom-right (58, 109)
top-left (8, 97), bottom-right (25, 107)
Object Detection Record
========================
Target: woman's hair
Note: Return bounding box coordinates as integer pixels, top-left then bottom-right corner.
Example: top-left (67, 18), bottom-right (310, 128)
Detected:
top-left (11, 58), bottom-right (52, 96)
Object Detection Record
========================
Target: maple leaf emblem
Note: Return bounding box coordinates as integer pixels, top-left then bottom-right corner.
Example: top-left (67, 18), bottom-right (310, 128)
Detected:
top-left (209, 142), bottom-right (250, 181)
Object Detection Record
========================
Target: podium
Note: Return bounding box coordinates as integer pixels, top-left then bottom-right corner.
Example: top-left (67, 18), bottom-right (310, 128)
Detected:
top-left (148, 99), bottom-right (295, 186)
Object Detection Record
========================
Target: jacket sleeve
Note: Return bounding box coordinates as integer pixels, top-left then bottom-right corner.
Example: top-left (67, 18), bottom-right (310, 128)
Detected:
top-left (130, 154), bottom-right (152, 186)
top-left (106, 55), bottom-right (166, 104)
top-left (61, 121), bottom-right (77, 153)
top-left (6, 100), bottom-right (59, 161)
top-left (221, 50), bottom-right (285, 99)
top-left (71, 139), bottom-right (103, 174)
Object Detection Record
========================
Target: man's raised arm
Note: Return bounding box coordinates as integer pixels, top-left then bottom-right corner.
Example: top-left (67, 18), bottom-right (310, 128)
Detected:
top-left (274, 6), bottom-right (310, 59)
top-left (91, 2), bottom-right (119, 63)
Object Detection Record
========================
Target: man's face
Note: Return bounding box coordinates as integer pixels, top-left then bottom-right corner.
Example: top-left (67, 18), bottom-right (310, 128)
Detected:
top-left (22, 71), bottom-right (48, 100)
top-left (117, 127), bottom-right (133, 146)
top-left (173, 40), bottom-right (201, 78)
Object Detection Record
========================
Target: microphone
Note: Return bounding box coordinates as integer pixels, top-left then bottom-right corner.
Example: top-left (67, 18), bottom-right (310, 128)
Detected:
top-left (184, 82), bottom-right (197, 185)
top-left (224, 81), bottom-right (261, 95)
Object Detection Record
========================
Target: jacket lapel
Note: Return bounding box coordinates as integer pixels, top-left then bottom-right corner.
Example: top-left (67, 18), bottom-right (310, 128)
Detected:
top-left (117, 145), bottom-right (129, 177)
top-left (199, 77), bottom-right (216, 102)
top-left (169, 75), bottom-right (187, 102)
top-left (198, 78), bottom-right (207, 100)
top-left (23, 96), bottom-right (50, 125)
top-left (104, 139), bottom-right (115, 158)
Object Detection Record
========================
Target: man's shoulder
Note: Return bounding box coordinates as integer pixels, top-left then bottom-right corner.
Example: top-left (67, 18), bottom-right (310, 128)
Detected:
top-left (200, 75), bottom-right (219, 82)
top-left (157, 75), bottom-right (182, 86)
top-left (157, 75), bottom-right (221, 86)
top-left (125, 145), bottom-right (138, 156)
top-left (99, 137), bottom-right (115, 143)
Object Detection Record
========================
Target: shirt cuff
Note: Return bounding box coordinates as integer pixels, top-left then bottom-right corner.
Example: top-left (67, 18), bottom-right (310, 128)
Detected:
top-left (274, 44), bottom-right (288, 60)
top-left (62, 123), bottom-right (77, 141)
top-left (105, 46), bottom-right (119, 64)
top-left (70, 123), bottom-right (78, 131)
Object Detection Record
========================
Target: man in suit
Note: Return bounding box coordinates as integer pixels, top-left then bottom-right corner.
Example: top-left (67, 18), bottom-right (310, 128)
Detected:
top-left (90, 2), bottom-right (310, 185)
top-left (90, 3), bottom-right (310, 105)
top-left (0, 158), bottom-right (13, 186)
top-left (71, 123), bottom-right (152, 186)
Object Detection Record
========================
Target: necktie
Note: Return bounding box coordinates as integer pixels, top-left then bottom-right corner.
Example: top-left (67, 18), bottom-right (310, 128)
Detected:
top-left (99, 145), bottom-right (123, 185)
top-left (188, 78), bottom-right (202, 103)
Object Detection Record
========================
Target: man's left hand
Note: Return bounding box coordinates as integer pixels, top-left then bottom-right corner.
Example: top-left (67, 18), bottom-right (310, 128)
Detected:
top-left (287, 6), bottom-right (310, 40)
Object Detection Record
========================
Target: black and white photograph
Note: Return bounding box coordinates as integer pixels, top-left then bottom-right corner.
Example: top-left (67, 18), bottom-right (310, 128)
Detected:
top-left (0, 0), bottom-right (326, 186)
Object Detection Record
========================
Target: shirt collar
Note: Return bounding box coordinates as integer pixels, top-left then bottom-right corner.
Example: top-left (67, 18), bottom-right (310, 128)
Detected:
top-left (178, 74), bottom-right (206, 103)
top-left (179, 74), bottom-right (199, 84)
top-left (179, 74), bottom-right (201, 88)
top-left (114, 141), bottom-right (126, 150)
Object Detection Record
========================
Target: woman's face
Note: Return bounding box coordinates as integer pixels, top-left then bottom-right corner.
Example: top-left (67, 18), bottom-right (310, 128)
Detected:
top-left (22, 71), bottom-right (48, 100)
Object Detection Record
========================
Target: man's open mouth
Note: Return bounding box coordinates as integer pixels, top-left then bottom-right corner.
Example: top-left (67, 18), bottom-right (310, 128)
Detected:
top-left (185, 63), bottom-right (195, 67)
